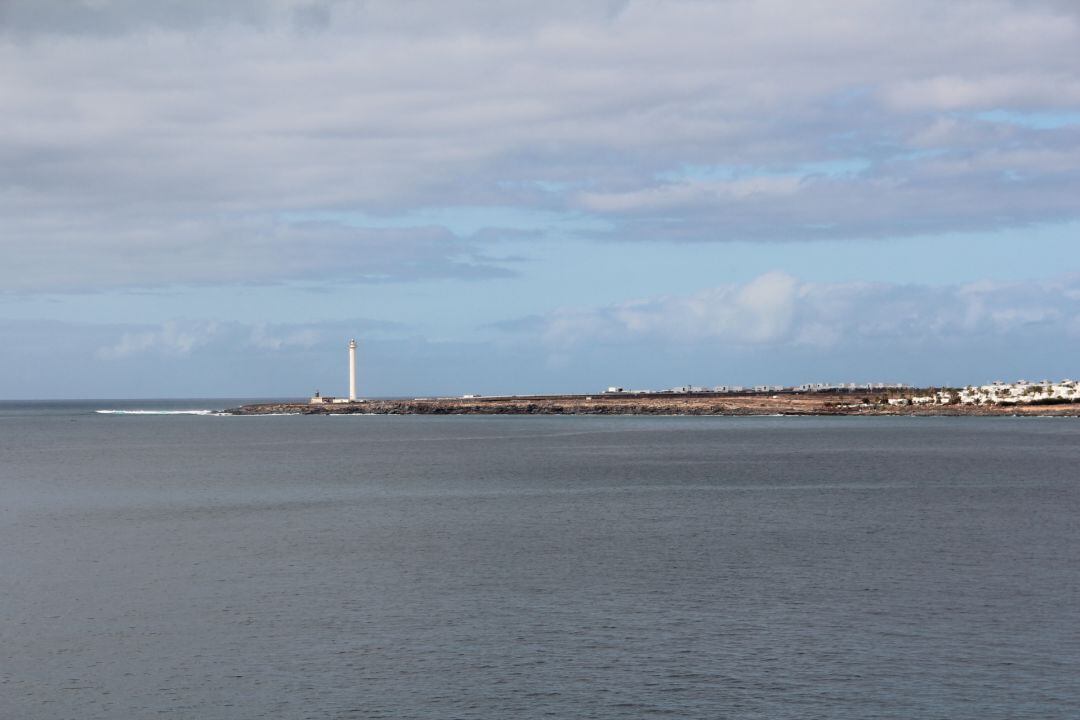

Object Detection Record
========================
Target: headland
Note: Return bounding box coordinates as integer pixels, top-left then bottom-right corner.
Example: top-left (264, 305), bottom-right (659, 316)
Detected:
top-left (227, 389), bottom-right (1080, 417)
top-left (251, 340), bottom-right (1079, 416)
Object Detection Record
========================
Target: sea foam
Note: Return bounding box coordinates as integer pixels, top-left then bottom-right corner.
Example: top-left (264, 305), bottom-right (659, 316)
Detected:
top-left (95, 409), bottom-right (222, 416)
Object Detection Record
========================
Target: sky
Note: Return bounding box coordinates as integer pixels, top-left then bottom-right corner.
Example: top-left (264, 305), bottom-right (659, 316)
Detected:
top-left (2, 0), bottom-right (1079, 399)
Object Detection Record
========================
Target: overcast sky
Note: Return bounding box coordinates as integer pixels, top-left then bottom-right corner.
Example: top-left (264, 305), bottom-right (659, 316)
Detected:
top-left (2, 0), bottom-right (1079, 398)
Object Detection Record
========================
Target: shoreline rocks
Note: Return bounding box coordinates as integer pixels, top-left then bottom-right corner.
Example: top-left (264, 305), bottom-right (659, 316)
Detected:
top-left (226, 395), bottom-right (1080, 417)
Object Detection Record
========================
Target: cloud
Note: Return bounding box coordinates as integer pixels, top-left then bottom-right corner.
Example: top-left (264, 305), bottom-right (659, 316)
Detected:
top-left (96, 319), bottom-right (221, 359)
top-left (247, 324), bottom-right (322, 351)
top-left (2, 276), bottom-right (1077, 398)
top-left (536, 272), bottom-right (801, 347)
top-left (0, 217), bottom-right (515, 292)
top-left (576, 130), bottom-right (1080, 241)
top-left (92, 316), bottom-right (401, 360)
top-left (0, 314), bottom-right (548, 398)
top-left (2, 0), bottom-right (1080, 291)
top-left (499, 272), bottom-right (1080, 351)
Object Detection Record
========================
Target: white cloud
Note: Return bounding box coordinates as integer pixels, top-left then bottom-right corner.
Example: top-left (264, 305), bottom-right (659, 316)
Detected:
top-left (508, 272), bottom-right (1080, 350)
top-left (247, 325), bottom-right (322, 351)
top-left (883, 74), bottom-right (1080, 112)
top-left (2, 1), bottom-right (1080, 290)
top-left (93, 317), bottom-right (401, 360)
top-left (96, 320), bottom-right (222, 359)
top-left (3, 278), bottom-right (1078, 397)
top-left (578, 177), bottom-right (803, 213)
top-left (0, 218), bottom-right (514, 292)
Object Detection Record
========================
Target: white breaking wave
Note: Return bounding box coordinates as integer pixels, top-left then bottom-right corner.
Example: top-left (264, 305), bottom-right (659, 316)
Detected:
top-left (95, 409), bottom-right (223, 416)
top-left (239, 412), bottom-right (302, 416)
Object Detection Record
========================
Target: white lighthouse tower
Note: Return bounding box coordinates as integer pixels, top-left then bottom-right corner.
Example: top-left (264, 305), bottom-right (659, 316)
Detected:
top-left (348, 339), bottom-right (358, 401)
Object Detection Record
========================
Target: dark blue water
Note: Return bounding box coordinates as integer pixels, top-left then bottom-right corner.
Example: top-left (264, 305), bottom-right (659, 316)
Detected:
top-left (2, 402), bottom-right (1078, 719)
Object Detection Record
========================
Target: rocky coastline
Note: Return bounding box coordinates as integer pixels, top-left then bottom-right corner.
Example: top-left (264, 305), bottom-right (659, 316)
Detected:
top-left (226, 393), bottom-right (1080, 417)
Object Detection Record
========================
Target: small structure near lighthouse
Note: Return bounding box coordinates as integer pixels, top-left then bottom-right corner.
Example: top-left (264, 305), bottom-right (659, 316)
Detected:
top-left (310, 339), bottom-right (363, 404)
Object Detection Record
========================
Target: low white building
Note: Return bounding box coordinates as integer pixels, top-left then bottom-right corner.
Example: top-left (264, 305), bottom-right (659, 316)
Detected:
top-left (939, 379), bottom-right (1079, 406)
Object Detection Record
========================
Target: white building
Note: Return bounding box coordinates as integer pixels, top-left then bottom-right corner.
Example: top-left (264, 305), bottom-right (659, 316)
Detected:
top-left (310, 339), bottom-right (362, 404)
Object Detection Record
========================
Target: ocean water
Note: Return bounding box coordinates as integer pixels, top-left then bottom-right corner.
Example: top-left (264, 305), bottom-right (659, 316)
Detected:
top-left (1, 401), bottom-right (1078, 719)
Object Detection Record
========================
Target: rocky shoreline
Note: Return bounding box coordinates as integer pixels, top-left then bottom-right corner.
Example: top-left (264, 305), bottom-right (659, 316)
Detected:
top-left (226, 394), bottom-right (1080, 417)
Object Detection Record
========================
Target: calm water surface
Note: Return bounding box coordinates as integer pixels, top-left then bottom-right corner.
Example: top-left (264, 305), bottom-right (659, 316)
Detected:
top-left (2, 402), bottom-right (1078, 718)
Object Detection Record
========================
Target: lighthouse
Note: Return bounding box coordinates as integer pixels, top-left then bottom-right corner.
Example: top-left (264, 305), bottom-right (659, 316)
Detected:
top-left (348, 339), bottom-right (357, 401)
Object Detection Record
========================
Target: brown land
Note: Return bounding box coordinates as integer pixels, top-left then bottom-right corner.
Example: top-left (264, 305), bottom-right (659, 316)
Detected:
top-left (227, 393), bottom-right (1080, 417)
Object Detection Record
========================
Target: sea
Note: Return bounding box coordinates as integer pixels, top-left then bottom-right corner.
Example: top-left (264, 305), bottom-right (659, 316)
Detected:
top-left (2, 399), bottom-right (1078, 719)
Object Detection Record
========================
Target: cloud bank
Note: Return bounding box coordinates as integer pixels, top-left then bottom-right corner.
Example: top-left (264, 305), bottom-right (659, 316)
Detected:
top-left (502, 271), bottom-right (1080, 351)
top-left (3, 0), bottom-right (1080, 290)
top-left (2, 271), bottom-right (1077, 398)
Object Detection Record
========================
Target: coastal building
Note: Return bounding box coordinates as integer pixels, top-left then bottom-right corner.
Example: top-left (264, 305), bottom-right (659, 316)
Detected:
top-left (310, 339), bottom-right (362, 405)
top-left (309, 393), bottom-right (353, 405)
top-left (920, 379), bottom-right (1078, 407)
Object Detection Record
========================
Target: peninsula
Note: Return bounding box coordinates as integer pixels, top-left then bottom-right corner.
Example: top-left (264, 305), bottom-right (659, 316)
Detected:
top-left (228, 340), bottom-right (1079, 416)
top-left (228, 384), bottom-right (1080, 417)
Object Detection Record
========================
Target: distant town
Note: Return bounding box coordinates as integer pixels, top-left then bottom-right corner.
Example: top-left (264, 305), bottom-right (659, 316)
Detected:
top-left (591, 378), bottom-right (1080, 408)
top-left (595, 381), bottom-right (911, 395)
